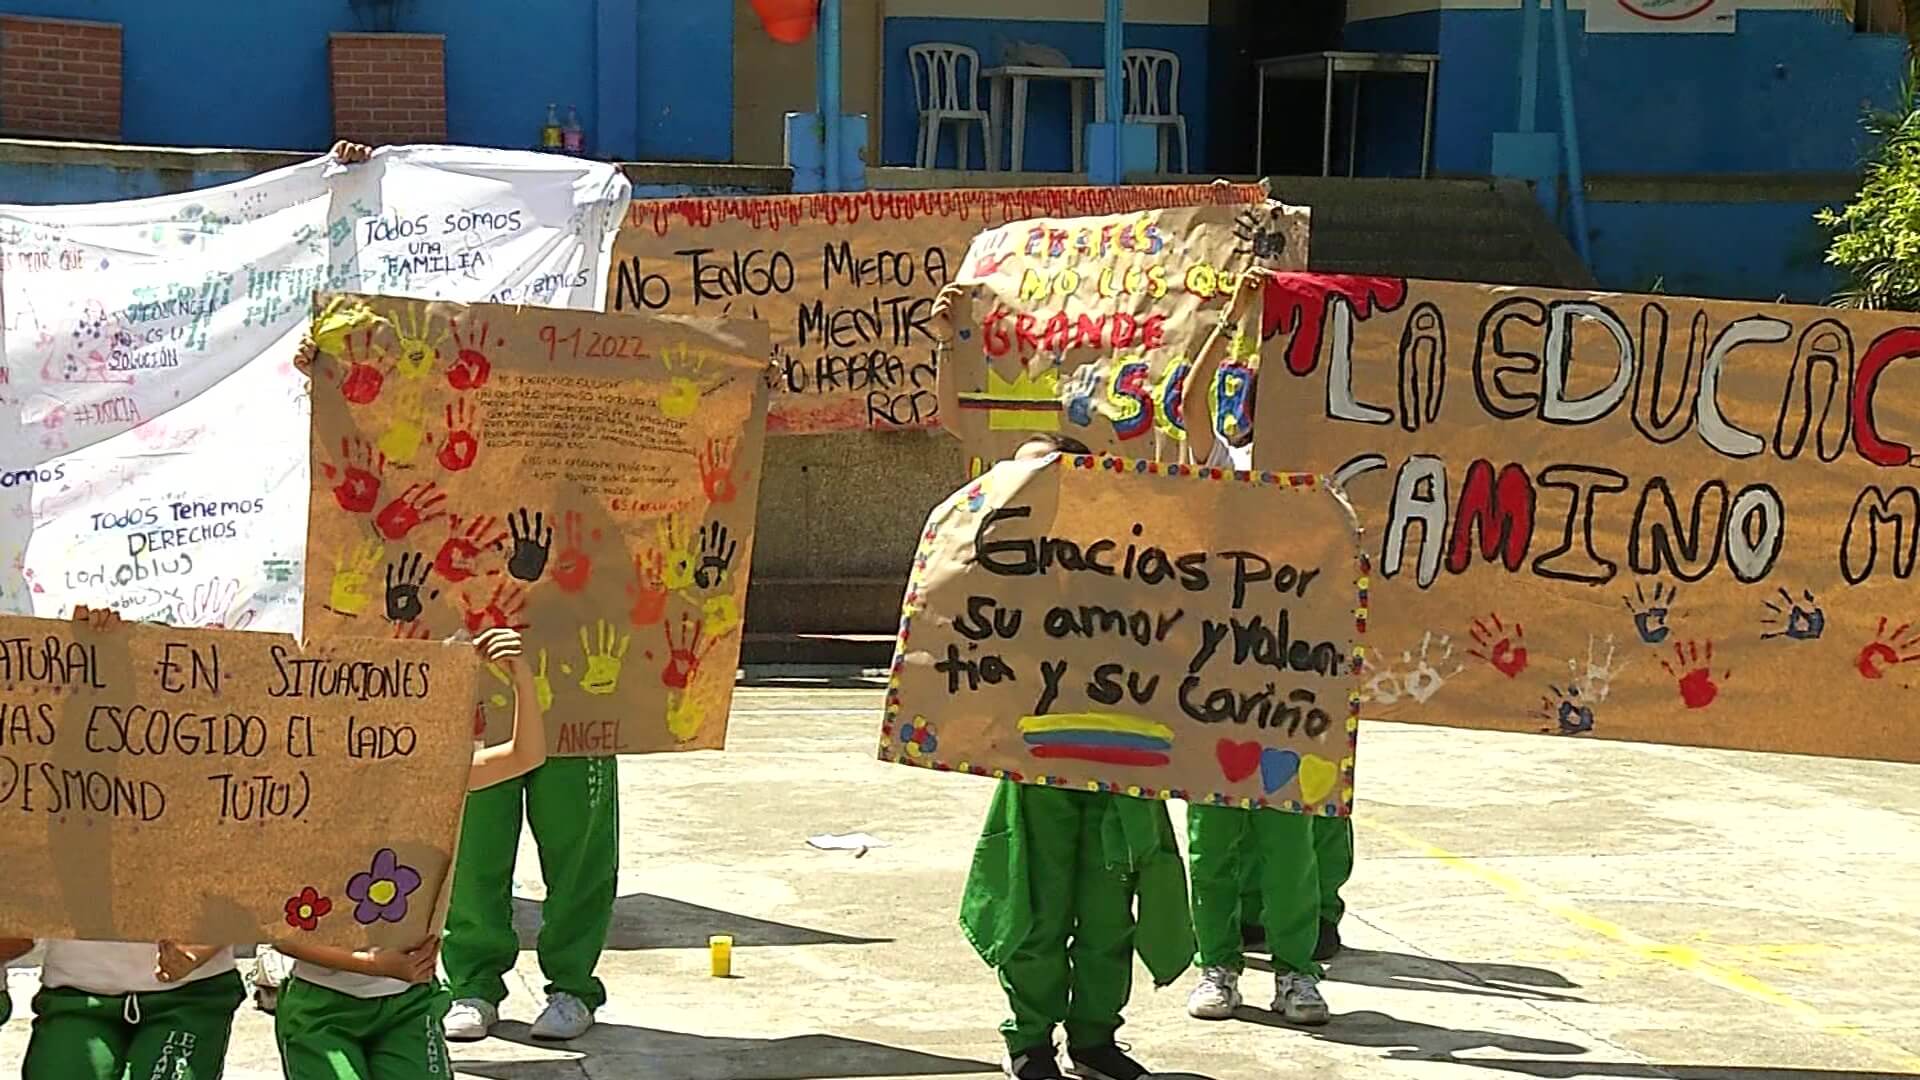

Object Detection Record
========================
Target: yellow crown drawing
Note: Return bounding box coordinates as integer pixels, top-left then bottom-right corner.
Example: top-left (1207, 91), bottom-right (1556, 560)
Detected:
top-left (958, 366), bottom-right (1062, 432)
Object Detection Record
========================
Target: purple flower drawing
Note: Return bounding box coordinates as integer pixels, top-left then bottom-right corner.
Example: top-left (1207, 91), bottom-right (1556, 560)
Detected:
top-left (345, 848), bottom-right (422, 925)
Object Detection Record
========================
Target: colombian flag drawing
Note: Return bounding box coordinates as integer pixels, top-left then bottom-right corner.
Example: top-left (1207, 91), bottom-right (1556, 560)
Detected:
top-left (1018, 714), bottom-right (1174, 768)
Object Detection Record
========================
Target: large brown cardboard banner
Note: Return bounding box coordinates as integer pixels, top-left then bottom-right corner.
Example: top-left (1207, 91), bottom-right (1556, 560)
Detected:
top-left (881, 454), bottom-right (1368, 816)
top-left (940, 202), bottom-right (1309, 471)
top-left (0, 613), bottom-right (478, 945)
top-left (1255, 273), bottom-right (1920, 763)
top-left (304, 292), bottom-right (770, 757)
top-left (606, 185), bottom-right (1265, 434)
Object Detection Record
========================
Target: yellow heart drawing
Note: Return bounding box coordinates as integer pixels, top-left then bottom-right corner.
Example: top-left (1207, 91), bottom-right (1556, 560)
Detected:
top-left (1298, 754), bottom-right (1338, 805)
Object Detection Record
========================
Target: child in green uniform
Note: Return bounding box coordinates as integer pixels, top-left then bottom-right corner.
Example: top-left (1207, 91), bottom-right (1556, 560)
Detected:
top-left (273, 627), bottom-right (547, 1079)
top-left (441, 671), bottom-right (616, 1042)
top-left (21, 609), bottom-right (245, 1080)
top-left (947, 430), bottom-right (1197, 1080)
top-left (1185, 806), bottom-right (1331, 1025)
top-left (1237, 817), bottom-right (1353, 960)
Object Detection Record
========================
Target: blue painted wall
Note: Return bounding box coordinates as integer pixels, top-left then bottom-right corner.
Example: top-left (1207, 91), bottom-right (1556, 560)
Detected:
top-left (1345, 8), bottom-right (1903, 177)
top-left (881, 16), bottom-right (1209, 172)
top-left (0, 0), bottom-right (732, 161)
top-left (1587, 199), bottom-right (1839, 303)
top-left (0, 158), bottom-right (781, 205)
top-left (1334, 6), bottom-right (1899, 302)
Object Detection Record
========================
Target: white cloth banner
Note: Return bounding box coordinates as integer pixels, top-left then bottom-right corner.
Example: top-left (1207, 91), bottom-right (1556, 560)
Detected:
top-left (1585, 0), bottom-right (1736, 33)
top-left (0, 146), bottom-right (631, 632)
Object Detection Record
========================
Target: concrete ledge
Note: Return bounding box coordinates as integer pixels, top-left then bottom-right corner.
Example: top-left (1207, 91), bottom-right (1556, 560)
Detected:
top-left (1586, 172), bottom-right (1859, 205)
top-left (622, 161), bottom-right (792, 192)
top-left (0, 137), bottom-right (311, 173)
top-left (0, 138), bottom-right (796, 193)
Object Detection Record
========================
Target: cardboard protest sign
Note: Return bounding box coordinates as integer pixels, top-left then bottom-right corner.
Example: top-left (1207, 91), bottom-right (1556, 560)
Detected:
top-left (1257, 274), bottom-right (1920, 763)
top-left (0, 147), bottom-right (629, 634)
top-left (607, 184), bottom-right (1265, 434)
top-left (0, 612), bottom-right (478, 945)
top-left (882, 454), bottom-right (1367, 815)
top-left (304, 293), bottom-right (769, 757)
top-left (940, 202), bottom-right (1309, 471)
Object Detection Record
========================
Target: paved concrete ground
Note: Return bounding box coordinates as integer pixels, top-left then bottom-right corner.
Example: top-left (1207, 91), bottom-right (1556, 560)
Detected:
top-left (5, 677), bottom-right (1918, 1080)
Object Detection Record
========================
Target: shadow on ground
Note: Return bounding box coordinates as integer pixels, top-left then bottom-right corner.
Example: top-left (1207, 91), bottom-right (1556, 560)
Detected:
top-left (462, 1021), bottom-right (997, 1079)
top-left (1440, 1059), bottom-right (1919, 1079)
top-left (1238, 1008), bottom-right (1587, 1060)
top-left (512, 892), bottom-right (889, 951)
top-left (1319, 948), bottom-right (1589, 1004)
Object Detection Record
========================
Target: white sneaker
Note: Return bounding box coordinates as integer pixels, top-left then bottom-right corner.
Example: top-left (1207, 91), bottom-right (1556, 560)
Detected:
top-left (1273, 972), bottom-right (1330, 1026)
top-left (529, 992), bottom-right (595, 1041)
top-left (444, 998), bottom-right (499, 1042)
top-left (1185, 966), bottom-right (1243, 1020)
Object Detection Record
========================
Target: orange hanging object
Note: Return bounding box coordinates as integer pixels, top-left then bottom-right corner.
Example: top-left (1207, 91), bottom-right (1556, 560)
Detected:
top-left (751, 0), bottom-right (819, 44)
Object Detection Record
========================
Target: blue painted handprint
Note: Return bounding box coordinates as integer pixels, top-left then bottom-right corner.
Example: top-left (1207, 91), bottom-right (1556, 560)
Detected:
top-left (1622, 580), bottom-right (1677, 644)
top-left (1760, 588), bottom-right (1824, 641)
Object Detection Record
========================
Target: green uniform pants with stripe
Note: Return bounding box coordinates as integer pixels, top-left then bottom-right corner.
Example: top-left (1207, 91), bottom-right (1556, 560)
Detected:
top-left (1238, 816), bottom-right (1354, 928)
top-left (443, 756), bottom-right (620, 1010)
top-left (275, 978), bottom-right (450, 1080)
top-left (995, 785), bottom-right (1138, 1054)
top-left (22, 970), bottom-right (245, 1080)
top-left (1191, 806), bottom-right (1321, 976)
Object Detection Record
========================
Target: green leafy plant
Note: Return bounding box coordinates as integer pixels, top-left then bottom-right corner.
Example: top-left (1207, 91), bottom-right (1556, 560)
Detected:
top-left (1819, 61), bottom-right (1920, 309)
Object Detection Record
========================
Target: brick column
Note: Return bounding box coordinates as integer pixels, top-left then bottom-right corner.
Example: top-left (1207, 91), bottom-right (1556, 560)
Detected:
top-left (0, 15), bottom-right (123, 140)
top-left (329, 32), bottom-right (448, 145)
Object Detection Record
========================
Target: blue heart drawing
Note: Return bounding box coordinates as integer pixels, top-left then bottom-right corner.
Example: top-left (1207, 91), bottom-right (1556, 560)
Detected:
top-left (1259, 749), bottom-right (1300, 795)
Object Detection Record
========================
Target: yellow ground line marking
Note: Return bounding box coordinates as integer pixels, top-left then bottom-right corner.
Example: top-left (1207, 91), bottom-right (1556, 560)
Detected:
top-left (1361, 818), bottom-right (1920, 1073)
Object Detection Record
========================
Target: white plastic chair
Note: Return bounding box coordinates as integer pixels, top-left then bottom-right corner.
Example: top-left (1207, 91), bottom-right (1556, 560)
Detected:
top-left (1123, 48), bottom-right (1189, 174)
top-left (909, 43), bottom-right (992, 170)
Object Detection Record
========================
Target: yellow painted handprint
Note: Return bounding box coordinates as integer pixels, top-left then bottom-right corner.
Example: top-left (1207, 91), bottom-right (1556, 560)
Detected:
top-left (702, 594), bottom-right (740, 638)
top-left (487, 648), bottom-right (554, 711)
top-left (665, 690), bottom-right (705, 742)
top-left (660, 344), bottom-right (706, 420)
top-left (311, 295), bottom-right (383, 357)
top-left (657, 513), bottom-right (696, 590)
top-left (577, 619), bottom-right (631, 696)
top-left (327, 539), bottom-right (385, 617)
top-left (390, 303), bottom-right (444, 380)
top-left (376, 382), bottom-right (429, 465)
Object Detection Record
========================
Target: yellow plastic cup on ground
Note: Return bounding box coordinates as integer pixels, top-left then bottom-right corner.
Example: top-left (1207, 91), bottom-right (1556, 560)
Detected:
top-left (709, 935), bottom-right (733, 978)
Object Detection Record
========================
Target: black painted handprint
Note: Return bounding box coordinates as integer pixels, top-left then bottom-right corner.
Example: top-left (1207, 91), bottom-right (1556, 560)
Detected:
top-left (384, 552), bottom-right (433, 623)
top-left (507, 508), bottom-right (553, 583)
top-left (694, 521), bottom-right (738, 591)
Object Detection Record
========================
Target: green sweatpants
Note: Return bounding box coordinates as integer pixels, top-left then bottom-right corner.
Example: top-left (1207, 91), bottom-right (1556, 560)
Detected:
top-left (444, 756), bottom-right (619, 1010)
top-left (275, 977), bottom-right (450, 1080)
top-left (1239, 816), bottom-right (1354, 928)
top-left (23, 970), bottom-right (245, 1080)
top-left (1191, 806), bottom-right (1318, 976)
top-left (996, 785), bottom-right (1137, 1054)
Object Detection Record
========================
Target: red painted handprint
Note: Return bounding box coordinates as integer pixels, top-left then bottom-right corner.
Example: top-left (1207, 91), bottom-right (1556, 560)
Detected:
top-left (446, 318), bottom-right (495, 391)
top-left (335, 329), bottom-right (390, 405)
top-left (436, 398), bottom-right (482, 472)
top-left (433, 514), bottom-right (507, 584)
top-left (460, 582), bottom-right (530, 633)
top-left (662, 611), bottom-right (712, 690)
top-left (323, 437), bottom-right (386, 514)
top-left (1856, 616), bottom-right (1920, 679)
top-left (1661, 640), bottom-right (1728, 709)
top-left (1467, 613), bottom-right (1528, 678)
top-left (392, 619), bottom-right (432, 641)
top-left (551, 510), bottom-right (597, 593)
top-left (627, 550), bottom-right (669, 627)
top-left (698, 437), bottom-right (738, 504)
top-left (374, 481), bottom-right (448, 541)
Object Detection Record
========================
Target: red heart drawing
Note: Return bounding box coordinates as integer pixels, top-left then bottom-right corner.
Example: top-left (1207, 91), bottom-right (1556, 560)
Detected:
top-left (1216, 739), bottom-right (1261, 783)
